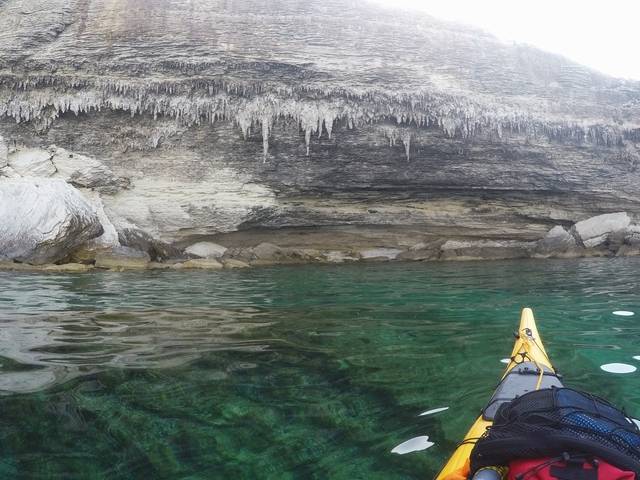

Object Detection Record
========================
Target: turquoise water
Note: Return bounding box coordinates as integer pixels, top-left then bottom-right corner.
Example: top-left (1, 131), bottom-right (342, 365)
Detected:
top-left (1, 258), bottom-right (640, 479)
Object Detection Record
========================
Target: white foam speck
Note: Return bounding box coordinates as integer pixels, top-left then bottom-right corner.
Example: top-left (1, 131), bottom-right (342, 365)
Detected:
top-left (391, 436), bottom-right (435, 454)
top-left (500, 358), bottom-right (511, 364)
top-left (613, 311), bottom-right (635, 317)
top-left (601, 363), bottom-right (637, 374)
top-left (633, 356), bottom-right (640, 361)
top-left (419, 407), bottom-right (449, 417)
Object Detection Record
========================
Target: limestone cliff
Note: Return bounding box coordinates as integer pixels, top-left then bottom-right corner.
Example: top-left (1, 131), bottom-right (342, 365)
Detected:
top-left (1, 0), bottom-right (640, 258)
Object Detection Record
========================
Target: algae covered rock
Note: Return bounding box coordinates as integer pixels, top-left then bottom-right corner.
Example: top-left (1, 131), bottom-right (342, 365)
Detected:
top-left (222, 259), bottom-right (251, 269)
top-left (94, 246), bottom-right (151, 270)
top-left (181, 259), bottom-right (224, 270)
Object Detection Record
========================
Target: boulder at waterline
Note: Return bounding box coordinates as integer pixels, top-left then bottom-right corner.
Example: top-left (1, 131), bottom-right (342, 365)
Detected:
top-left (535, 226), bottom-right (577, 256)
top-left (185, 242), bottom-right (228, 259)
top-left (252, 243), bottom-right (283, 261)
top-left (0, 178), bottom-right (103, 264)
top-left (623, 225), bottom-right (640, 247)
top-left (222, 259), bottom-right (251, 269)
top-left (573, 213), bottom-right (631, 248)
top-left (118, 228), bottom-right (184, 262)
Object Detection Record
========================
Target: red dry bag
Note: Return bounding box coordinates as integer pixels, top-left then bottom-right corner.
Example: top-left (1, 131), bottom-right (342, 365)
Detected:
top-left (508, 457), bottom-right (635, 480)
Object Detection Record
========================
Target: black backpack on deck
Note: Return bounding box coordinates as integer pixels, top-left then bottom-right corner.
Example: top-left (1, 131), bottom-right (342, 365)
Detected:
top-left (470, 388), bottom-right (640, 476)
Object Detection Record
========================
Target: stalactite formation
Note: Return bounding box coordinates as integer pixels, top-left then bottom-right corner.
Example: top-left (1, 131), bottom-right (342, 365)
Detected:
top-left (0, 73), bottom-right (637, 160)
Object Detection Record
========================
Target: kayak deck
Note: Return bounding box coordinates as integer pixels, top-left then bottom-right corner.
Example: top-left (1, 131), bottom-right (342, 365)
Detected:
top-left (435, 308), bottom-right (560, 480)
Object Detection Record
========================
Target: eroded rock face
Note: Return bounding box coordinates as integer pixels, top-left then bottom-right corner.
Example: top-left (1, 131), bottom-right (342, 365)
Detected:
top-left (0, 0), bottom-right (638, 249)
top-left (1, 0), bottom-right (640, 263)
top-left (0, 178), bottom-right (103, 264)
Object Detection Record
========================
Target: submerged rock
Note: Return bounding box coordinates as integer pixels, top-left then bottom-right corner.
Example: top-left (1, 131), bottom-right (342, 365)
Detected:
top-left (0, 178), bottom-right (103, 264)
top-left (573, 213), bottom-right (631, 248)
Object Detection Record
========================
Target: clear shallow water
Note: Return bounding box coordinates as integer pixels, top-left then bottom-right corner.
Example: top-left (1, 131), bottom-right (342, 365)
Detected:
top-left (1, 258), bottom-right (640, 479)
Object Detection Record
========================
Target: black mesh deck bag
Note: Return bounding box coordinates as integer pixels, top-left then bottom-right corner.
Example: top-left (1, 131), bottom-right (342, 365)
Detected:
top-left (470, 387), bottom-right (640, 476)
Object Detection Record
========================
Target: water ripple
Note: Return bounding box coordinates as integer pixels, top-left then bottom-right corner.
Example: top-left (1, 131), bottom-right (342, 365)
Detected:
top-left (0, 258), bottom-right (639, 478)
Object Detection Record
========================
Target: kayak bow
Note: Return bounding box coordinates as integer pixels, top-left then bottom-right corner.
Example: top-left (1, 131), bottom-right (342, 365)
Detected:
top-left (435, 308), bottom-right (562, 480)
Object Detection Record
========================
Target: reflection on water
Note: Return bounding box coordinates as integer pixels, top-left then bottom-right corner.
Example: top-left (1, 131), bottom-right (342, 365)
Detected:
top-left (0, 308), bottom-right (271, 393)
top-left (0, 259), bottom-right (639, 478)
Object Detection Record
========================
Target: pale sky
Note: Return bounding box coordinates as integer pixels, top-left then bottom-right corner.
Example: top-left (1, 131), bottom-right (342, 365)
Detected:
top-left (370, 0), bottom-right (640, 80)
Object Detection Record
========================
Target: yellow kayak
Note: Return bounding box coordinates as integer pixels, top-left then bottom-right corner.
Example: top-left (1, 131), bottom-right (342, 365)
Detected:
top-left (435, 308), bottom-right (562, 480)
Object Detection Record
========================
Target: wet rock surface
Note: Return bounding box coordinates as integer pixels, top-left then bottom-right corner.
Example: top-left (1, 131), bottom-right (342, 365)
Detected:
top-left (94, 246), bottom-right (151, 270)
top-left (181, 259), bottom-right (224, 270)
